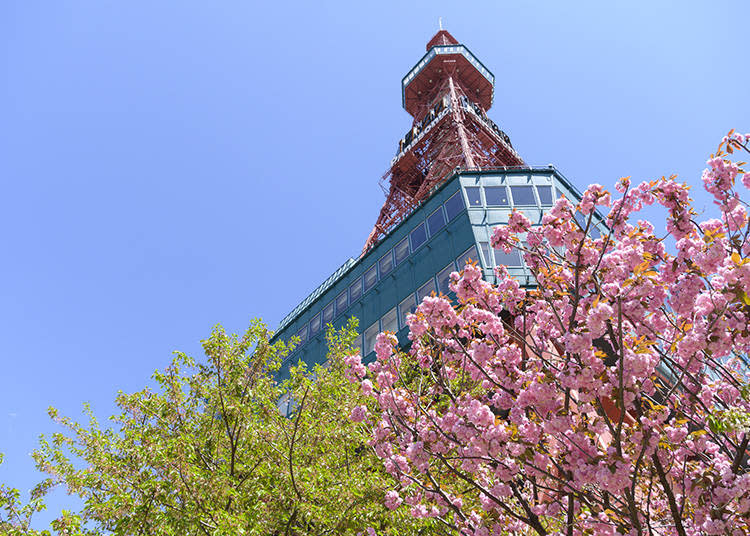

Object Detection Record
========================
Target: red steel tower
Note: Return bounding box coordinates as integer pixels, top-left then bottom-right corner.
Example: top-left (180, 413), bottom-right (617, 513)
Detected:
top-left (363, 30), bottom-right (524, 253)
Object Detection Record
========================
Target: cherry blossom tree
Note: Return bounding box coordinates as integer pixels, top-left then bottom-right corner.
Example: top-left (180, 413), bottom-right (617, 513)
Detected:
top-left (346, 132), bottom-right (750, 535)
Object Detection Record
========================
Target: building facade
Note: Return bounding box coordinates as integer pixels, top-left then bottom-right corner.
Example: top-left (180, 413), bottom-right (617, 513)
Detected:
top-left (270, 31), bottom-right (603, 380)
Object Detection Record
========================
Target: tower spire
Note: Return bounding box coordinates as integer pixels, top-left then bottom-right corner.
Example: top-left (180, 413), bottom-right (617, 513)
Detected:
top-left (362, 31), bottom-right (523, 253)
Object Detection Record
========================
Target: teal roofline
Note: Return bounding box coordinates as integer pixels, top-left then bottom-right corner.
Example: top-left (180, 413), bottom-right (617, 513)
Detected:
top-left (401, 44), bottom-right (496, 110)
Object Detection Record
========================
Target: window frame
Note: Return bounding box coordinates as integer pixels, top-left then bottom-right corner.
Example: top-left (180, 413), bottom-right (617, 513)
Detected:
top-left (379, 250), bottom-right (394, 277)
top-left (398, 293), bottom-right (417, 329)
top-left (322, 301), bottom-right (335, 325)
top-left (335, 290), bottom-right (348, 316)
top-left (381, 307), bottom-right (398, 334)
top-left (444, 190), bottom-right (465, 221)
top-left (309, 313), bottom-right (321, 336)
top-left (436, 262), bottom-right (456, 295)
top-left (364, 321), bottom-right (379, 355)
top-left (417, 278), bottom-right (437, 302)
top-left (394, 237), bottom-right (410, 265)
top-left (349, 276), bottom-right (363, 303)
top-left (536, 184), bottom-right (554, 206)
top-left (363, 264), bottom-right (378, 292)
top-left (493, 246), bottom-right (523, 268)
top-left (410, 222), bottom-right (428, 251)
top-left (456, 245), bottom-right (480, 269)
top-left (484, 185), bottom-right (510, 207)
top-left (295, 324), bottom-right (309, 344)
top-left (509, 185), bottom-right (536, 207)
top-left (426, 206), bottom-right (447, 237)
top-left (465, 186), bottom-right (482, 207)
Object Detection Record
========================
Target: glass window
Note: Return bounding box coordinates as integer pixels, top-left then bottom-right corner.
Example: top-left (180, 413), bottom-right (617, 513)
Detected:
top-left (335, 290), bottom-right (348, 315)
top-left (410, 222), bottom-right (427, 250)
top-left (353, 335), bottom-right (363, 356)
top-left (427, 207), bottom-right (446, 236)
top-left (310, 313), bottom-right (321, 336)
top-left (322, 302), bottom-right (334, 324)
top-left (537, 185), bottom-right (553, 206)
top-left (511, 185), bottom-right (535, 206)
top-left (364, 264), bottom-right (378, 292)
top-left (381, 307), bottom-right (398, 333)
top-left (437, 262), bottom-right (455, 295)
top-left (444, 190), bottom-right (465, 220)
top-left (417, 278), bottom-right (437, 302)
top-left (278, 393), bottom-right (292, 417)
top-left (394, 237), bottom-right (410, 265)
top-left (364, 321), bottom-right (379, 355)
top-left (479, 241), bottom-right (492, 266)
top-left (590, 225), bottom-right (601, 240)
top-left (296, 324), bottom-right (308, 344)
top-left (457, 245), bottom-right (479, 268)
top-left (575, 212), bottom-right (588, 230)
top-left (465, 186), bottom-right (482, 207)
top-left (379, 251), bottom-right (394, 277)
top-left (399, 293), bottom-right (417, 329)
top-left (485, 186), bottom-right (509, 206)
top-left (494, 247), bottom-right (523, 267)
top-left (349, 277), bottom-right (362, 302)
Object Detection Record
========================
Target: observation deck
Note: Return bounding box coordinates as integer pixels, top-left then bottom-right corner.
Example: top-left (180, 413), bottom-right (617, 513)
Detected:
top-left (402, 42), bottom-right (495, 117)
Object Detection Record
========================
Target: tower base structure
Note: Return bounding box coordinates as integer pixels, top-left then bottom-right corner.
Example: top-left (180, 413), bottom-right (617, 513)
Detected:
top-left (270, 31), bottom-right (604, 382)
top-left (271, 167), bottom-right (605, 381)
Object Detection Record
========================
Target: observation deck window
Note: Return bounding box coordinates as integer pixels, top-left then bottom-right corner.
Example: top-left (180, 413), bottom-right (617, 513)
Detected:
top-left (427, 207), bottom-right (446, 236)
top-left (399, 294), bottom-right (417, 329)
top-left (444, 191), bottom-right (465, 220)
top-left (310, 313), bottom-right (321, 336)
top-left (574, 212), bottom-right (588, 231)
top-left (437, 262), bottom-right (455, 295)
top-left (417, 278), bottom-right (437, 302)
top-left (381, 307), bottom-right (398, 334)
top-left (457, 245), bottom-right (480, 269)
top-left (494, 247), bottom-right (523, 267)
top-left (349, 276), bottom-right (363, 302)
top-left (537, 185), bottom-right (554, 206)
top-left (485, 186), bottom-right (509, 207)
top-left (364, 321), bottom-right (379, 355)
top-left (364, 264), bottom-right (378, 292)
top-left (335, 290), bottom-right (348, 315)
top-left (379, 251), bottom-right (394, 277)
top-left (296, 325), bottom-right (308, 344)
top-left (410, 222), bottom-right (427, 250)
top-left (510, 185), bottom-right (535, 206)
top-left (465, 186), bottom-right (482, 207)
top-left (479, 242), bottom-right (492, 267)
top-left (394, 237), bottom-right (410, 265)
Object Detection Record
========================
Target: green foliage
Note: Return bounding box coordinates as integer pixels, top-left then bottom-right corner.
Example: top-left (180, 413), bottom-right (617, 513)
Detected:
top-left (1, 319), bottom-right (433, 535)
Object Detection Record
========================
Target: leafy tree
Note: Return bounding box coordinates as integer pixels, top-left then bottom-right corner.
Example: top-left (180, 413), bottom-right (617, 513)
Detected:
top-left (2, 319), bottom-right (437, 535)
top-left (345, 132), bottom-right (750, 535)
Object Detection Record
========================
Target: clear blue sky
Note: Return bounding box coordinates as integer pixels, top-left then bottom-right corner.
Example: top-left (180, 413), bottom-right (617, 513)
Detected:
top-left (2, 1), bottom-right (748, 527)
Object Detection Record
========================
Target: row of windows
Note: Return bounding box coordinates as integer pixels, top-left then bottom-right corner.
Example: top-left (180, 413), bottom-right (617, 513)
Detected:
top-left (358, 245), bottom-right (479, 357)
top-left (288, 190), bottom-right (466, 352)
top-left (464, 184), bottom-right (555, 208)
top-left (474, 222), bottom-right (604, 272)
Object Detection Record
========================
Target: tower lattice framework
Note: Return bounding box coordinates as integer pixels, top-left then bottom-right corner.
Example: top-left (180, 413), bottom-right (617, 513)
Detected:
top-left (363, 30), bottom-right (524, 253)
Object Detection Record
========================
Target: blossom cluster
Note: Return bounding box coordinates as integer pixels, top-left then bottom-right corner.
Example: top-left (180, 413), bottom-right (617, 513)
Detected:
top-left (346, 134), bottom-right (750, 535)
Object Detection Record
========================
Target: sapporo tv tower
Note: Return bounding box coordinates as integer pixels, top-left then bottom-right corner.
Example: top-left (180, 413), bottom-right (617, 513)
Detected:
top-left (271, 28), bottom-right (599, 379)
top-left (362, 28), bottom-right (524, 253)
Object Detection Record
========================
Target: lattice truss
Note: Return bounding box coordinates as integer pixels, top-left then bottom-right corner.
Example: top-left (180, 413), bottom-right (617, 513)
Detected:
top-left (363, 77), bottom-right (524, 253)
